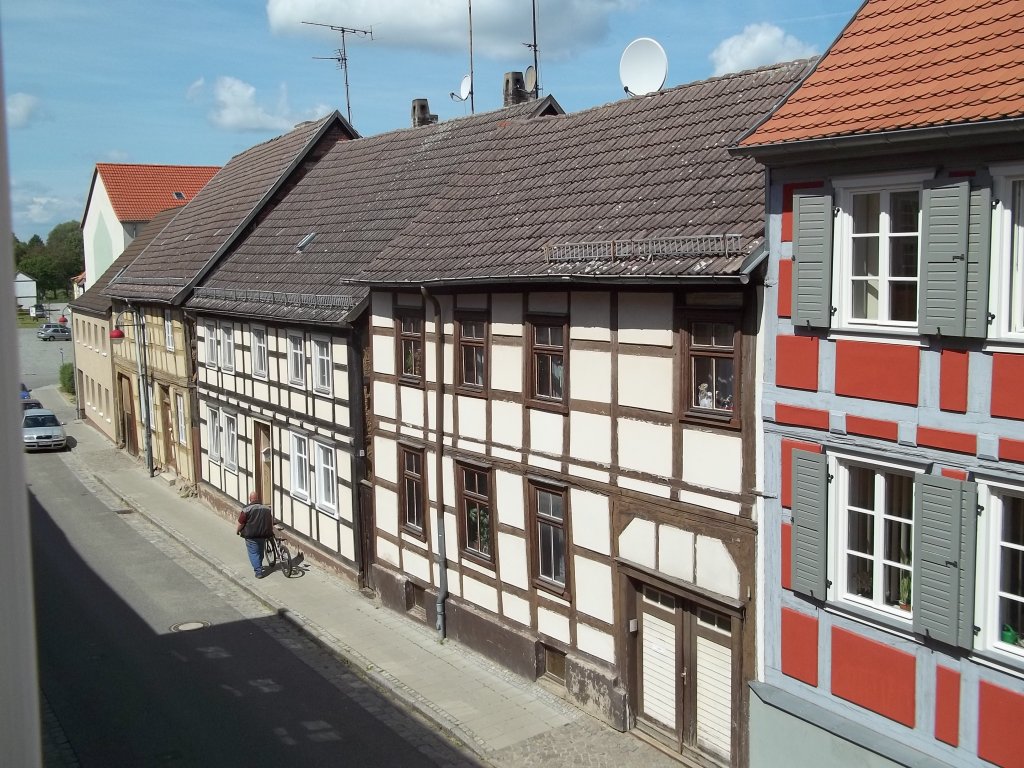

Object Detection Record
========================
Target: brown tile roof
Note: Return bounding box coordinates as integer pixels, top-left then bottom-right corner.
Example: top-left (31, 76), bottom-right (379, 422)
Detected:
top-left (362, 60), bottom-right (810, 286)
top-left (87, 163), bottom-right (219, 223)
top-left (105, 113), bottom-right (352, 304)
top-left (69, 207), bottom-right (180, 316)
top-left (739, 0), bottom-right (1024, 149)
top-left (186, 98), bottom-right (564, 324)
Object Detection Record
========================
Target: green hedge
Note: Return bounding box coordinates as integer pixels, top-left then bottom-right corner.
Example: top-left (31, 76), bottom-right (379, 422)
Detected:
top-left (59, 362), bottom-right (75, 395)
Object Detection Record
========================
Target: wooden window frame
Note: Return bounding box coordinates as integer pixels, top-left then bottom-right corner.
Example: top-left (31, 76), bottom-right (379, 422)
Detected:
top-left (252, 326), bottom-right (268, 380)
top-left (287, 333), bottom-right (306, 388)
top-left (221, 323), bottom-right (235, 373)
top-left (396, 311), bottom-right (425, 386)
top-left (205, 321), bottom-right (218, 369)
top-left (164, 310), bottom-right (174, 351)
top-left (312, 336), bottom-right (333, 395)
top-left (529, 480), bottom-right (571, 600)
top-left (680, 308), bottom-right (742, 430)
top-left (455, 312), bottom-right (488, 397)
top-left (456, 461), bottom-right (495, 568)
top-left (526, 315), bottom-right (568, 412)
top-left (399, 445), bottom-right (428, 541)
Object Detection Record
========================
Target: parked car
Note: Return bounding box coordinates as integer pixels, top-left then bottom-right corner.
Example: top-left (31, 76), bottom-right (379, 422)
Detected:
top-left (20, 398), bottom-right (43, 411)
top-left (22, 408), bottom-right (66, 451)
top-left (37, 324), bottom-right (70, 341)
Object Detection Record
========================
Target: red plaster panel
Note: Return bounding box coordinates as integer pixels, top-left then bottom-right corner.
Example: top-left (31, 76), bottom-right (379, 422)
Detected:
top-left (835, 340), bottom-right (919, 406)
top-left (992, 353), bottom-right (1024, 420)
top-left (978, 681), bottom-right (1024, 768)
top-left (776, 335), bottom-right (819, 391)
top-left (846, 415), bottom-right (899, 442)
top-left (781, 608), bottom-right (818, 686)
top-left (1001, 437), bottom-right (1024, 464)
top-left (940, 468), bottom-right (968, 481)
top-left (939, 349), bottom-right (969, 413)
top-left (781, 439), bottom-right (822, 509)
top-left (934, 666), bottom-right (960, 747)
top-left (781, 522), bottom-right (793, 590)
top-left (917, 426), bottom-right (977, 455)
top-left (831, 627), bottom-right (916, 727)
top-left (776, 404), bottom-right (830, 431)
top-left (781, 181), bottom-right (824, 242)
top-left (777, 259), bottom-right (793, 318)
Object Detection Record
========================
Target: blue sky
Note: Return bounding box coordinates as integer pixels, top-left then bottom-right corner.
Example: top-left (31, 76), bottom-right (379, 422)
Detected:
top-left (1, 0), bottom-right (856, 242)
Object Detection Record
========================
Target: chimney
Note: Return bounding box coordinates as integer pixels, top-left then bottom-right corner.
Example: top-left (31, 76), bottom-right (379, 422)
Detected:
top-left (411, 98), bottom-right (438, 128)
top-left (503, 72), bottom-right (529, 106)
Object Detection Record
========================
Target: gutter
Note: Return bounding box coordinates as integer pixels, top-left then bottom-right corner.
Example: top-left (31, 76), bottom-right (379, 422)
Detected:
top-left (421, 286), bottom-right (448, 640)
top-left (364, 272), bottom-right (756, 291)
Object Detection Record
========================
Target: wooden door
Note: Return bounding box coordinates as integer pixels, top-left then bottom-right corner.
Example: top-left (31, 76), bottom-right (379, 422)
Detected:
top-left (118, 374), bottom-right (138, 456)
top-left (160, 385), bottom-right (175, 472)
top-left (254, 422), bottom-right (272, 504)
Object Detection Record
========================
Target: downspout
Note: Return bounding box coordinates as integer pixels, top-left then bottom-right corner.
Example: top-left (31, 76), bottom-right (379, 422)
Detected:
top-left (182, 310), bottom-right (202, 490)
top-left (348, 325), bottom-right (368, 588)
top-left (130, 303), bottom-right (154, 477)
top-left (422, 286), bottom-right (448, 639)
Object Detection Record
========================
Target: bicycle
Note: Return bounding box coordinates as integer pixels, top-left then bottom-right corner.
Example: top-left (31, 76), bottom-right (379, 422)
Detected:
top-left (264, 526), bottom-right (294, 577)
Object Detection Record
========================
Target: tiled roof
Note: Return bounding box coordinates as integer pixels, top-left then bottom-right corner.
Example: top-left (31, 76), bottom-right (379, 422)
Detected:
top-left (105, 113), bottom-right (350, 304)
top-left (186, 98), bottom-right (564, 323)
top-left (89, 163), bottom-right (219, 223)
top-left (361, 60), bottom-right (809, 286)
top-left (70, 207), bottom-right (180, 316)
top-left (739, 0), bottom-right (1024, 148)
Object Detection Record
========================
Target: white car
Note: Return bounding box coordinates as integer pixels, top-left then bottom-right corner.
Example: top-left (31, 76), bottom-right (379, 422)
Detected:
top-left (22, 408), bottom-right (67, 451)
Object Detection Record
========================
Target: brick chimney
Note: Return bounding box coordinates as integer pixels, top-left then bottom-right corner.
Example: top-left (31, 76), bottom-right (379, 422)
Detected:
top-left (503, 72), bottom-right (530, 106)
top-left (411, 98), bottom-right (438, 127)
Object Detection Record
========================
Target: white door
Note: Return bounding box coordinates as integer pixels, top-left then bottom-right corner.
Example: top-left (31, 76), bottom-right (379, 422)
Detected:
top-left (639, 587), bottom-right (679, 737)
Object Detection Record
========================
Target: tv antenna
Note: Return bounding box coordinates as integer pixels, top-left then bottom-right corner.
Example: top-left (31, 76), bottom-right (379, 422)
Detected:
top-left (619, 37), bottom-right (668, 97)
top-left (522, 0), bottom-right (540, 96)
top-left (448, 1), bottom-right (475, 112)
top-left (304, 20), bottom-right (373, 124)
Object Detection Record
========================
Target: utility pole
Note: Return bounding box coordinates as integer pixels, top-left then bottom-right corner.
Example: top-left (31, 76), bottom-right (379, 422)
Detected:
top-left (304, 20), bottom-right (373, 125)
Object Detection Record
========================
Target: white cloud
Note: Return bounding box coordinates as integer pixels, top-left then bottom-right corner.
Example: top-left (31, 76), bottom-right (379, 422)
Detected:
top-left (209, 76), bottom-right (294, 132)
top-left (10, 179), bottom-right (78, 237)
top-left (710, 23), bottom-right (817, 76)
top-left (7, 92), bottom-right (40, 129)
top-left (266, 0), bottom-right (636, 59)
top-left (186, 77), bottom-right (206, 101)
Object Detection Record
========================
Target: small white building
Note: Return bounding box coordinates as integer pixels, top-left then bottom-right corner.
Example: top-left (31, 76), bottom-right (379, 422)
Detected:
top-left (14, 271), bottom-right (36, 311)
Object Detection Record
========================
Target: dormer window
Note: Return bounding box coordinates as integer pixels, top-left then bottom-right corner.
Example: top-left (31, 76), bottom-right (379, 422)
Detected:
top-left (173, 191), bottom-right (185, 200)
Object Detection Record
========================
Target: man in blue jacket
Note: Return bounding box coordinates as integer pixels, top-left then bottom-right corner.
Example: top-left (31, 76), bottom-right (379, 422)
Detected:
top-left (237, 491), bottom-right (274, 578)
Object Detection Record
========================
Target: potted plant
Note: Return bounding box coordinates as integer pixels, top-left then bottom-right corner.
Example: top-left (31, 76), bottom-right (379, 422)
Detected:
top-left (898, 572), bottom-right (911, 611)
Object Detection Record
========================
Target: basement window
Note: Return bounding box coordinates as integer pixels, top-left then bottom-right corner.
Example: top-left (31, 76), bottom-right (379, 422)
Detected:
top-left (542, 645), bottom-right (566, 684)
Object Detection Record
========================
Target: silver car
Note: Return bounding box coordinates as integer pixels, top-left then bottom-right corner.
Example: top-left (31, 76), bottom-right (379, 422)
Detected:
top-left (23, 408), bottom-right (67, 451)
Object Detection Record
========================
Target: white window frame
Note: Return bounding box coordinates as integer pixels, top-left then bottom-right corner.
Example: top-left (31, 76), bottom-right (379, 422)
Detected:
top-left (989, 162), bottom-right (1024, 340)
top-left (223, 412), bottom-right (238, 472)
top-left (175, 393), bottom-right (187, 445)
top-left (313, 337), bottom-right (332, 395)
top-left (313, 440), bottom-right (337, 515)
top-left (164, 310), bottom-right (174, 351)
top-left (290, 432), bottom-right (309, 500)
top-left (252, 326), bottom-right (268, 380)
top-left (221, 324), bottom-right (235, 373)
top-left (147, 384), bottom-right (156, 436)
top-left (205, 321), bottom-right (219, 369)
top-left (207, 406), bottom-right (221, 462)
top-left (288, 333), bottom-right (306, 387)
top-left (977, 480), bottom-right (1024, 662)
top-left (826, 452), bottom-right (924, 622)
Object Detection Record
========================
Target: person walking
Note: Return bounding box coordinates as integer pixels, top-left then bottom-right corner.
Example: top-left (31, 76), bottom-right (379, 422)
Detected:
top-left (237, 491), bottom-right (274, 578)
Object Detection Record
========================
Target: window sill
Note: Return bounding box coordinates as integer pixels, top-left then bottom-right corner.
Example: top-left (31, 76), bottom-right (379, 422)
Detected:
top-left (313, 387), bottom-right (333, 397)
top-left (819, 597), bottom-right (915, 641)
top-left (969, 647), bottom-right (1024, 680)
top-left (402, 523), bottom-right (427, 543)
top-left (291, 491), bottom-right (310, 504)
top-left (526, 397), bottom-right (568, 415)
top-left (460, 549), bottom-right (495, 571)
top-left (454, 385), bottom-right (488, 399)
top-left (397, 376), bottom-right (425, 390)
top-left (681, 410), bottom-right (740, 431)
top-left (315, 504), bottom-right (339, 518)
top-left (824, 328), bottom-right (928, 347)
top-left (533, 577), bottom-right (571, 602)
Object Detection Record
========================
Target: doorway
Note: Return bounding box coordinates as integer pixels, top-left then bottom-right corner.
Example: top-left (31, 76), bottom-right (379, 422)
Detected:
top-left (254, 421), bottom-right (272, 504)
top-left (160, 385), bottom-right (175, 472)
top-left (118, 373), bottom-right (138, 456)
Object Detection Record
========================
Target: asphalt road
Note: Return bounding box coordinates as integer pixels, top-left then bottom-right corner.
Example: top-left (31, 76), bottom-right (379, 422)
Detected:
top-left (28, 450), bottom-right (476, 767)
top-left (20, 316), bottom-right (72, 392)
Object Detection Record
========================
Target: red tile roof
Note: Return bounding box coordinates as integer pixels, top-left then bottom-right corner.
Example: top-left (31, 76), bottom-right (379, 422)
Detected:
top-left (92, 163), bottom-right (220, 222)
top-left (739, 0), bottom-right (1024, 148)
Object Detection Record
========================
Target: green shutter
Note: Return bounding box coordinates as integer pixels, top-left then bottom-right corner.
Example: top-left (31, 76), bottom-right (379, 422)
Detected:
top-left (791, 450), bottom-right (828, 599)
top-left (792, 191), bottom-right (834, 329)
top-left (964, 185), bottom-right (992, 339)
top-left (919, 181), bottom-right (969, 336)
top-left (913, 474), bottom-right (977, 648)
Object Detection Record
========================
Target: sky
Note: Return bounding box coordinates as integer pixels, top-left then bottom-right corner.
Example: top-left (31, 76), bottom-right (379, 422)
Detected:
top-left (1, 0), bottom-right (857, 242)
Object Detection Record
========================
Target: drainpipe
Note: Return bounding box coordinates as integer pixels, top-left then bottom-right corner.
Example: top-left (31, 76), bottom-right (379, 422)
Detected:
top-left (421, 286), bottom-right (448, 639)
top-left (348, 326), bottom-right (368, 589)
top-left (182, 310), bottom-right (202, 490)
top-left (131, 304), bottom-right (154, 477)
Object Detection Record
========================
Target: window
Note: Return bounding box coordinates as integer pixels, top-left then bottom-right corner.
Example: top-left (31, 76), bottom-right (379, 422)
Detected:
top-left (147, 384), bottom-right (156, 436)
top-left (400, 446), bottom-right (426, 536)
top-left (288, 333), bottom-right (305, 386)
top-left (528, 317), bottom-right (566, 406)
top-left (313, 441), bottom-right (337, 514)
top-left (207, 406), bottom-right (221, 461)
top-left (252, 327), bottom-right (268, 379)
top-left (205, 321), bottom-right (218, 369)
top-left (313, 338), bottom-right (332, 394)
top-left (456, 315), bottom-right (487, 392)
top-left (164, 311), bottom-right (174, 350)
top-left (992, 168), bottom-right (1024, 339)
top-left (221, 324), bottom-right (235, 372)
top-left (1008, 179), bottom-right (1024, 334)
top-left (223, 413), bottom-right (238, 471)
top-left (397, 314), bottom-right (424, 382)
top-left (981, 487), bottom-right (1024, 660)
top-left (682, 311), bottom-right (739, 425)
top-left (290, 433), bottom-right (309, 500)
top-left (531, 483), bottom-right (568, 595)
top-left (175, 393), bottom-right (187, 445)
top-left (457, 464), bottom-right (493, 564)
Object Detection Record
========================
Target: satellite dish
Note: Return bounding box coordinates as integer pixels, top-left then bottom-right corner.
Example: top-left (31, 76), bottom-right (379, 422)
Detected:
top-left (459, 74), bottom-right (472, 101)
top-left (619, 37), bottom-right (668, 96)
top-left (524, 65), bottom-right (537, 93)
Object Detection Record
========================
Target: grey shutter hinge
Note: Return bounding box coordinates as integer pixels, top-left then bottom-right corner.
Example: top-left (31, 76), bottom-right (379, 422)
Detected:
top-left (827, 473), bottom-right (834, 483)
top-left (833, 207), bottom-right (840, 217)
top-left (974, 625), bottom-right (981, 635)
top-left (992, 199), bottom-right (999, 209)
top-left (977, 504), bottom-right (984, 516)
top-left (830, 306), bottom-right (838, 316)
top-left (826, 579), bottom-right (833, 587)
top-left (988, 312), bottom-right (996, 323)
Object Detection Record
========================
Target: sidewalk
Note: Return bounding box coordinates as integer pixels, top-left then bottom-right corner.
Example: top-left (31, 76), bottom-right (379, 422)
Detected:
top-left (41, 387), bottom-right (679, 768)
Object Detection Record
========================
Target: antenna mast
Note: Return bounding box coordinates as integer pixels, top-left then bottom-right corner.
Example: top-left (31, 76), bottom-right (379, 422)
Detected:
top-left (303, 20), bottom-right (373, 124)
top-left (523, 0), bottom-right (540, 96)
top-left (467, 0), bottom-right (475, 113)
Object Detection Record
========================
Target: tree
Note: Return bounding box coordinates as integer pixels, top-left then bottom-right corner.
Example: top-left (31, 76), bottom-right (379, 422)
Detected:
top-left (16, 222), bottom-right (83, 298)
top-left (47, 221), bottom-right (84, 286)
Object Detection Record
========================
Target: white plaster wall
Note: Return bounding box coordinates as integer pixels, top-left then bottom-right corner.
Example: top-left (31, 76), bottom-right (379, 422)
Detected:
top-left (374, 381), bottom-right (396, 420)
top-left (681, 428), bottom-right (743, 493)
top-left (569, 488), bottom-right (610, 556)
top-left (498, 531), bottom-right (528, 589)
top-left (370, 292), bottom-right (393, 327)
top-left (537, 606), bottom-right (571, 643)
top-left (619, 292), bottom-right (673, 347)
top-left (529, 408), bottom-right (563, 457)
top-left (573, 557), bottom-right (614, 623)
top-left (658, 525), bottom-right (695, 582)
top-left (576, 624), bottom-right (615, 664)
top-left (400, 385), bottom-right (424, 427)
top-left (372, 325), bottom-right (396, 375)
top-left (695, 535), bottom-right (740, 599)
top-left (457, 395), bottom-right (487, 442)
top-left (502, 592), bottom-right (532, 627)
top-left (491, 293), bottom-right (523, 336)
top-left (378, 537), bottom-right (400, 566)
top-left (618, 355), bottom-right (674, 413)
top-left (679, 489), bottom-right (741, 516)
top-left (618, 518), bottom-right (657, 568)
top-left (403, 548), bottom-right (431, 584)
top-left (82, 176), bottom-right (129, 289)
top-left (462, 576), bottom-right (499, 613)
top-left (528, 291), bottom-right (567, 314)
top-left (495, 469), bottom-right (525, 529)
top-left (617, 418), bottom-right (673, 477)
top-left (490, 344), bottom-right (523, 393)
top-left (570, 292), bottom-right (611, 342)
top-left (374, 436), bottom-right (398, 483)
top-left (569, 349), bottom-right (611, 403)
top-left (619, 476), bottom-right (672, 498)
top-left (375, 487), bottom-right (398, 536)
top-left (491, 399), bottom-right (523, 450)
top-left (426, 393), bottom-right (454, 437)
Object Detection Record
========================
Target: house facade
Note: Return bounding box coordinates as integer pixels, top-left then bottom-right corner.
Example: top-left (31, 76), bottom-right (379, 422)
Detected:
top-left (14, 271), bottom-right (36, 311)
top-left (735, 2), bottom-right (1024, 767)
